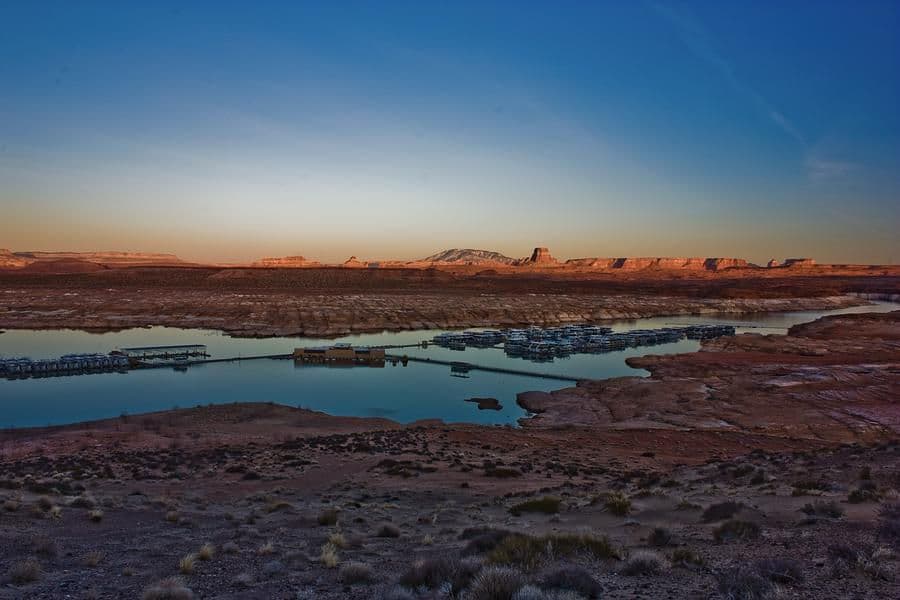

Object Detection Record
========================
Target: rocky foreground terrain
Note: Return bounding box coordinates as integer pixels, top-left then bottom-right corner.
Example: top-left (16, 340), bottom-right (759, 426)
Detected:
top-left (0, 311), bottom-right (897, 599)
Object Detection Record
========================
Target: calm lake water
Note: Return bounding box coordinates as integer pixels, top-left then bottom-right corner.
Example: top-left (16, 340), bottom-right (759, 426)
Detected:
top-left (0, 301), bottom-right (895, 428)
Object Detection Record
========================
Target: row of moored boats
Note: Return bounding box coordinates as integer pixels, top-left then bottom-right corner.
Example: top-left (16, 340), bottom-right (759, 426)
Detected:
top-left (0, 353), bottom-right (130, 378)
top-left (431, 323), bottom-right (735, 360)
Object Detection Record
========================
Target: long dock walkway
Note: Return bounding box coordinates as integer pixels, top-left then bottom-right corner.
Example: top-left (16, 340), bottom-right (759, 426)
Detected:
top-left (386, 354), bottom-right (583, 382)
top-left (135, 351), bottom-right (583, 383)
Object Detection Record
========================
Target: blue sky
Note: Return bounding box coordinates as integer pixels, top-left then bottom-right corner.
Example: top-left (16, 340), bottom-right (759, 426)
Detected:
top-left (1, 1), bottom-right (898, 263)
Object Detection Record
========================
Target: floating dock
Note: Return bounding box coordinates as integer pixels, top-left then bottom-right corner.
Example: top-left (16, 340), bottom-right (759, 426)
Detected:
top-left (389, 355), bottom-right (582, 382)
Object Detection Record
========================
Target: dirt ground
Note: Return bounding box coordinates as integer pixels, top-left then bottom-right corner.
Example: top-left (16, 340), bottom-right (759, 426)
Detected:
top-left (0, 311), bottom-right (898, 599)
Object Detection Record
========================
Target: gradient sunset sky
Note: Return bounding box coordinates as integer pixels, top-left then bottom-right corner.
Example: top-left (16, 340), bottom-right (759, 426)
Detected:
top-left (1, 1), bottom-right (898, 264)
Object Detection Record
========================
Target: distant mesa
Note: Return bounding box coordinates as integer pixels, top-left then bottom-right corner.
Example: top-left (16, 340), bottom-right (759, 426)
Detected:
top-left (783, 257), bottom-right (816, 267)
top-left (251, 255), bottom-right (320, 268)
top-left (522, 246), bottom-right (558, 265)
top-left (342, 255), bottom-right (367, 268)
top-left (765, 258), bottom-right (817, 268)
top-left (0, 250), bottom-right (185, 271)
top-left (564, 256), bottom-right (748, 271)
top-left (421, 248), bottom-right (518, 265)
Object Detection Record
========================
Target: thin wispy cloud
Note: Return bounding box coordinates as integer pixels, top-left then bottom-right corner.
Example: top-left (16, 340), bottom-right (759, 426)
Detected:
top-left (804, 156), bottom-right (856, 183)
top-left (649, 2), bottom-right (805, 145)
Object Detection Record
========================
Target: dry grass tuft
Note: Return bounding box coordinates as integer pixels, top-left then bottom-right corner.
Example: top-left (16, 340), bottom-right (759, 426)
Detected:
top-left (84, 551), bottom-right (103, 567)
top-left (467, 566), bottom-right (526, 600)
top-left (257, 541), bottom-right (275, 556)
top-left (179, 553), bottom-right (197, 575)
top-left (197, 543), bottom-right (215, 561)
top-left (320, 542), bottom-right (339, 568)
top-left (602, 492), bottom-right (631, 516)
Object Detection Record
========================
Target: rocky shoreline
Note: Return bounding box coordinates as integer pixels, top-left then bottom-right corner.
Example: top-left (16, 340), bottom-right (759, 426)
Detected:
top-left (0, 289), bottom-right (868, 338)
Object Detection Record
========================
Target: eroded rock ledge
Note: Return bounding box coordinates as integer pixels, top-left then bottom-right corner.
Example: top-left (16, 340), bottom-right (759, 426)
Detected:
top-left (518, 310), bottom-right (900, 446)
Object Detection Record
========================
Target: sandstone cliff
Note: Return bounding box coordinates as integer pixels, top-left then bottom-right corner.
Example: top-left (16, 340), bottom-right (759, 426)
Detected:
top-left (251, 256), bottom-right (321, 268)
top-left (564, 257), bottom-right (750, 271)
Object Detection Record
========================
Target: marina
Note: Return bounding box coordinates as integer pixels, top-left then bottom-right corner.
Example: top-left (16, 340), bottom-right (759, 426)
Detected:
top-left (0, 301), bottom-right (896, 428)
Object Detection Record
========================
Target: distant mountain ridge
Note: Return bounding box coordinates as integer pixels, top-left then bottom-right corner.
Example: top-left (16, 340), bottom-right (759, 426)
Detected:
top-left (421, 248), bottom-right (518, 265)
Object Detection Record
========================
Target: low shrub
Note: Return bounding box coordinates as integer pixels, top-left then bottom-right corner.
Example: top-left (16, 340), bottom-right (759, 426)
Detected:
top-left (398, 556), bottom-right (481, 594)
top-left (713, 520), bottom-right (761, 543)
top-left (375, 522), bottom-right (401, 538)
top-left (380, 586), bottom-right (416, 600)
top-left (800, 501), bottom-right (844, 519)
top-left (648, 527), bottom-right (672, 547)
top-left (715, 566), bottom-right (775, 600)
top-left (222, 541), bottom-right (239, 554)
top-left (486, 467), bottom-right (523, 478)
top-left (317, 508), bottom-right (339, 526)
top-left (702, 501), bottom-right (743, 523)
top-left (540, 565), bottom-right (602, 598)
top-left (462, 529), bottom-right (514, 556)
top-left (509, 496), bottom-right (561, 516)
top-left (339, 561), bottom-right (373, 584)
top-left (671, 548), bottom-right (704, 567)
top-left (141, 576), bottom-right (194, 600)
top-left (621, 551), bottom-right (665, 576)
top-left (753, 558), bottom-right (804, 584)
top-left (848, 482), bottom-right (881, 503)
top-left (8, 559), bottom-right (41, 585)
top-left (31, 535), bottom-right (57, 557)
top-left (878, 518), bottom-right (900, 550)
top-left (488, 533), bottom-right (618, 571)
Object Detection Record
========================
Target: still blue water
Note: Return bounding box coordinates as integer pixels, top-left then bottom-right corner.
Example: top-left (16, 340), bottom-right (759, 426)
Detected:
top-left (0, 301), bottom-right (895, 428)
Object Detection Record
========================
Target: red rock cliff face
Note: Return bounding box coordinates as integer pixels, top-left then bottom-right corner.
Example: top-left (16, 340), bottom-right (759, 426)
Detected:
top-left (251, 256), bottom-right (321, 268)
top-left (563, 257), bottom-right (750, 271)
